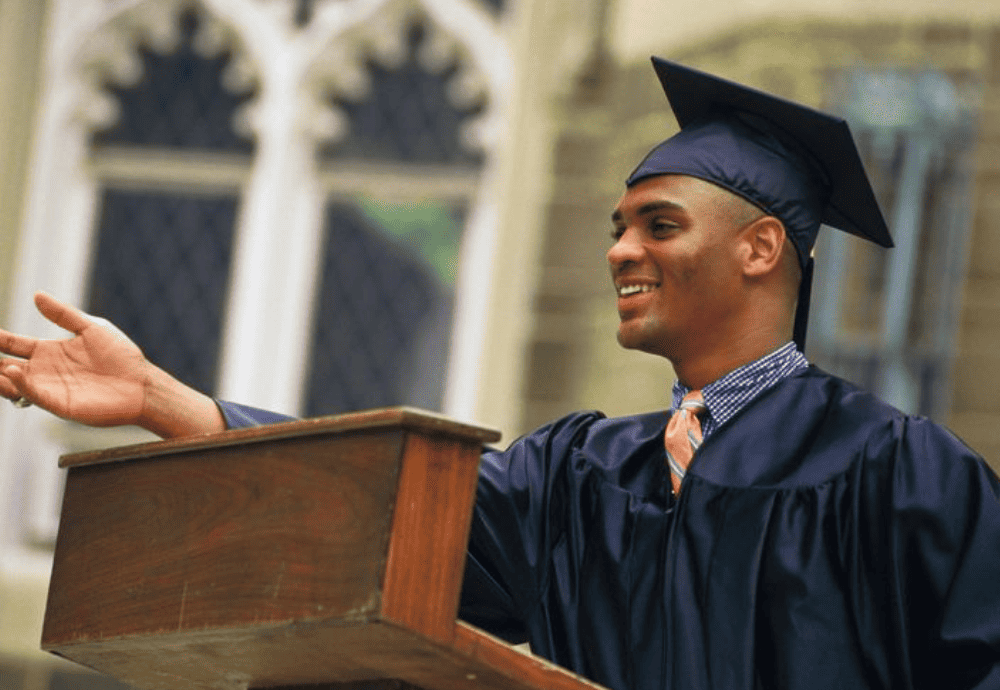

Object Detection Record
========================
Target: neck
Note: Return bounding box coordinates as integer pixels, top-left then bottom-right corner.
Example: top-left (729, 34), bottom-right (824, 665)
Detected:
top-left (670, 322), bottom-right (792, 390)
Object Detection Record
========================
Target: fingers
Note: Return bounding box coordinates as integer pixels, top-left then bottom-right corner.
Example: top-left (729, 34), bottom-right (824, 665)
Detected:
top-left (34, 291), bottom-right (92, 335)
top-left (0, 328), bottom-right (36, 358)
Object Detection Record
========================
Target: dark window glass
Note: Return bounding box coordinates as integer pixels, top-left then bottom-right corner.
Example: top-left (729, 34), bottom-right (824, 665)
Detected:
top-left (304, 201), bottom-right (461, 416)
top-left (322, 21), bottom-right (485, 165)
top-left (294, 0), bottom-right (315, 27)
top-left (92, 10), bottom-right (255, 153)
top-left (87, 189), bottom-right (237, 394)
top-left (480, 0), bottom-right (507, 13)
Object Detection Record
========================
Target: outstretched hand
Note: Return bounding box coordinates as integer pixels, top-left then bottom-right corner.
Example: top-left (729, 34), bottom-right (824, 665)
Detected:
top-left (0, 292), bottom-right (150, 427)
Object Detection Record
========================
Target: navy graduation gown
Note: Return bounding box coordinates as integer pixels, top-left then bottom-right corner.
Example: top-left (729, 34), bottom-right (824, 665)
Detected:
top-left (216, 366), bottom-right (1000, 690)
top-left (459, 367), bottom-right (1000, 690)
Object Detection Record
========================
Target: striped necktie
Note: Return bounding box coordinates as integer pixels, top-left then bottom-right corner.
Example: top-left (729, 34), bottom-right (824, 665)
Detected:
top-left (665, 390), bottom-right (707, 495)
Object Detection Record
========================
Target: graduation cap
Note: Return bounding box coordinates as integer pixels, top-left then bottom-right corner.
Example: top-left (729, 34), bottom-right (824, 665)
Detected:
top-left (627, 57), bottom-right (893, 351)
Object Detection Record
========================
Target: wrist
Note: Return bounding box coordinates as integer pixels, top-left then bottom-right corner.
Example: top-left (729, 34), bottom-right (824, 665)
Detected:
top-left (138, 364), bottom-right (225, 438)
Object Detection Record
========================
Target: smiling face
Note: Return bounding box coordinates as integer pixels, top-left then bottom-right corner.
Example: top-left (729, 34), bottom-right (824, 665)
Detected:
top-left (608, 174), bottom-right (764, 362)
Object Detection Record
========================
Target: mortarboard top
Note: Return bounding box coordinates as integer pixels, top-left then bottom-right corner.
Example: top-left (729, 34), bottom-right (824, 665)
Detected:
top-left (626, 57), bottom-right (894, 350)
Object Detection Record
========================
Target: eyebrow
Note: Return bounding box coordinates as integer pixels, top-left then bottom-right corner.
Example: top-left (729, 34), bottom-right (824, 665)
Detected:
top-left (611, 200), bottom-right (686, 223)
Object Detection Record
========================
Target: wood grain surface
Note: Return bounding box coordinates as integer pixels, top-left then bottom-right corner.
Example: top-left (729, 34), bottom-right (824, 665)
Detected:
top-left (58, 408), bottom-right (500, 469)
top-left (44, 429), bottom-right (406, 643)
top-left (43, 619), bottom-right (607, 690)
top-left (381, 434), bottom-right (482, 643)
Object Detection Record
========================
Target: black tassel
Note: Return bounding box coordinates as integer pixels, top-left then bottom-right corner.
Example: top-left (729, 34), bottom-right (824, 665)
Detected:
top-left (792, 257), bottom-right (814, 353)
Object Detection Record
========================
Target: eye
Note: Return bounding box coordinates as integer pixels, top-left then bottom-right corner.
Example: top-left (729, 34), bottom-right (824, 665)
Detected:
top-left (610, 225), bottom-right (626, 241)
top-left (651, 219), bottom-right (679, 236)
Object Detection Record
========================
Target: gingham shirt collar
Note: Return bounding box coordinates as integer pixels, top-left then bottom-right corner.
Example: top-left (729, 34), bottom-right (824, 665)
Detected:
top-left (671, 342), bottom-right (809, 439)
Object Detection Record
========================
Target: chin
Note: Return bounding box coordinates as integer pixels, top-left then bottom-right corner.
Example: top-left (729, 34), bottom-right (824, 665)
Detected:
top-left (616, 326), bottom-right (666, 357)
top-left (617, 317), bottom-right (684, 360)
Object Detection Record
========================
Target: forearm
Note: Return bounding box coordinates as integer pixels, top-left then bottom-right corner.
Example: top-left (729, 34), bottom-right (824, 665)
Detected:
top-left (138, 363), bottom-right (226, 438)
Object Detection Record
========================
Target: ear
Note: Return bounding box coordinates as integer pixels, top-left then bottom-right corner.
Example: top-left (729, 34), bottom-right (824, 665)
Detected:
top-left (739, 216), bottom-right (786, 279)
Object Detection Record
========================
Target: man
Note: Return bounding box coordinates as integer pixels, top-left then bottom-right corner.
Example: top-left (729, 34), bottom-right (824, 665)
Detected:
top-left (1, 59), bottom-right (998, 690)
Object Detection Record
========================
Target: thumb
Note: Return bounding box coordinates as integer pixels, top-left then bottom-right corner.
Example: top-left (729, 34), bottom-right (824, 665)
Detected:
top-left (1, 361), bottom-right (24, 383)
top-left (0, 362), bottom-right (30, 399)
top-left (34, 292), bottom-right (91, 336)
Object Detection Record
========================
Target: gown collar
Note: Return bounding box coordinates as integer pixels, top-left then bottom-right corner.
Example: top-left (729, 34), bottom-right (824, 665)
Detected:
top-left (671, 341), bottom-right (809, 438)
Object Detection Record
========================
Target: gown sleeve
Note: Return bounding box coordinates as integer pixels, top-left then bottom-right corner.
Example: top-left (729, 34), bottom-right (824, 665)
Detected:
top-left (887, 416), bottom-right (1000, 688)
top-left (214, 400), bottom-right (296, 428)
top-left (459, 411), bottom-right (604, 643)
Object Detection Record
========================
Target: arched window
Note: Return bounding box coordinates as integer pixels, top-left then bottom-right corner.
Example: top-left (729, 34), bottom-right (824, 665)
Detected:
top-left (88, 8), bottom-right (253, 395)
top-left (307, 18), bottom-right (485, 415)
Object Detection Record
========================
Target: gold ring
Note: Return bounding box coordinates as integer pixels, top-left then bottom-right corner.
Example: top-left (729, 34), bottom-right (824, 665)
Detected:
top-left (12, 396), bottom-right (31, 408)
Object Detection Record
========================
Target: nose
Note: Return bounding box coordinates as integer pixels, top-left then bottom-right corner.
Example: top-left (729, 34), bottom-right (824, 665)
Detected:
top-left (607, 227), bottom-right (644, 269)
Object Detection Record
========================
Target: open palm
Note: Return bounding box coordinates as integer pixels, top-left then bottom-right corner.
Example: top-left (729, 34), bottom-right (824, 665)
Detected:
top-left (0, 293), bottom-right (150, 427)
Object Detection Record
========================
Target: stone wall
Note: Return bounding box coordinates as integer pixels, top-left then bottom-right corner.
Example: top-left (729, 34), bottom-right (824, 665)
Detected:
top-left (951, 25), bottom-right (1000, 469)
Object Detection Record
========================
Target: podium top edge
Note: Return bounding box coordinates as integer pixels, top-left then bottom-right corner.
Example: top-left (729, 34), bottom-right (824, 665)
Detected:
top-left (58, 406), bottom-right (502, 469)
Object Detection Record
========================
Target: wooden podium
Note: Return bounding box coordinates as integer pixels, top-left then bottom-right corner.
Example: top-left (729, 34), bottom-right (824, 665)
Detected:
top-left (41, 408), bottom-right (605, 690)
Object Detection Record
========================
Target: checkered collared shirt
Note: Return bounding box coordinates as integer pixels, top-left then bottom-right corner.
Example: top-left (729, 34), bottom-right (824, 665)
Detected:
top-left (670, 341), bottom-right (809, 440)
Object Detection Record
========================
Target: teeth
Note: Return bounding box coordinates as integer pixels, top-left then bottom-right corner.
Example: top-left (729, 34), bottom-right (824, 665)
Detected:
top-left (619, 284), bottom-right (656, 296)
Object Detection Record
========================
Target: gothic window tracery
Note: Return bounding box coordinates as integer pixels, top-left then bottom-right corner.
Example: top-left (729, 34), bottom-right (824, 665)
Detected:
top-left (92, 9), bottom-right (255, 152)
top-left (323, 21), bottom-right (485, 165)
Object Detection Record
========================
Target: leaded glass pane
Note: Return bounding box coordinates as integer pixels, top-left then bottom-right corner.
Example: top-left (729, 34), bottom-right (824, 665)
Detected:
top-left (322, 22), bottom-right (484, 165)
top-left (304, 200), bottom-right (462, 416)
top-left (92, 10), bottom-right (255, 153)
top-left (87, 189), bottom-right (237, 394)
